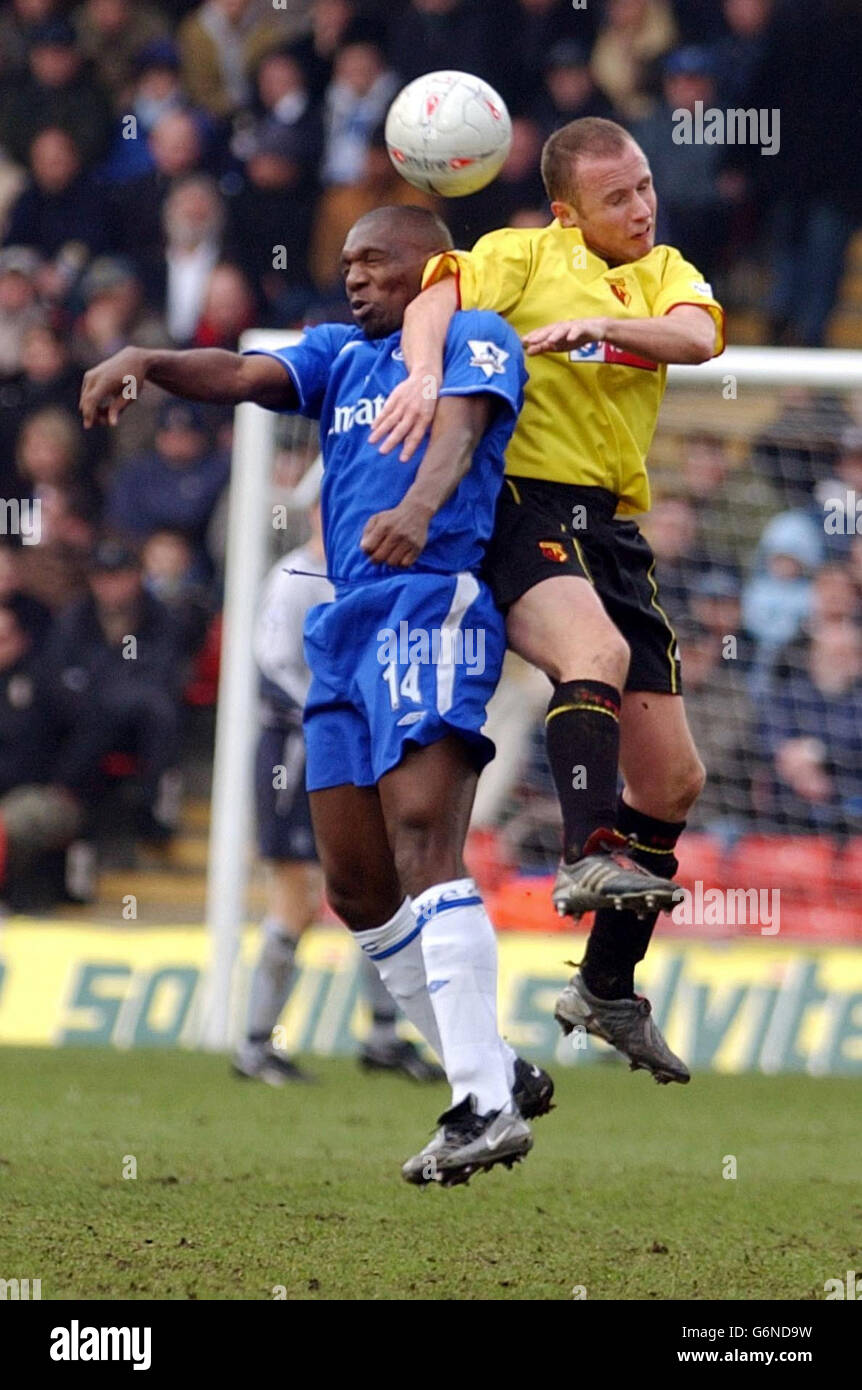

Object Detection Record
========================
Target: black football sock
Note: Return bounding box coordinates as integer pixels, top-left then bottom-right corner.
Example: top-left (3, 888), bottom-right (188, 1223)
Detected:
top-left (545, 680), bottom-right (621, 861)
top-left (581, 800), bottom-right (685, 1000)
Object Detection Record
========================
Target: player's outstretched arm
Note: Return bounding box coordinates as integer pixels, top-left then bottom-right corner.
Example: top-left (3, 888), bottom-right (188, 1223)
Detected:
top-left (361, 392), bottom-right (490, 568)
top-left (369, 278), bottom-right (459, 461)
top-left (80, 346), bottom-right (296, 428)
top-left (523, 304), bottom-right (718, 365)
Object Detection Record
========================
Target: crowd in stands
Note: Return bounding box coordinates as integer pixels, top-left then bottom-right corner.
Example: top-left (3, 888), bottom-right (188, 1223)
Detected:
top-left (0, 0), bottom-right (859, 903)
top-left (513, 406), bottom-right (862, 859)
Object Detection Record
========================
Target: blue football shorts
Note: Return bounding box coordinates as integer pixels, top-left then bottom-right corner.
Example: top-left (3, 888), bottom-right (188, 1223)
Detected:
top-left (303, 571), bottom-right (505, 791)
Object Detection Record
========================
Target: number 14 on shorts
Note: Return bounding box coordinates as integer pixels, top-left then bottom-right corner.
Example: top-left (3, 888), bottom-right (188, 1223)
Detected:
top-left (382, 660), bottom-right (423, 710)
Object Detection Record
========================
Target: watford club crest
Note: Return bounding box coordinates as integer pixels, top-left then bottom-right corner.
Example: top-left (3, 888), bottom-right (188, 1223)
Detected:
top-left (608, 277), bottom-right (631, 307)
top-left (539, 539), bottom-right (568, 563)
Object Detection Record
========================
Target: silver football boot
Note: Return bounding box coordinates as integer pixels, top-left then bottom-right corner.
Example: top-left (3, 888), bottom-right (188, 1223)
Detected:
top-left (555, 969), bottom-right (690, 1085)
top-left (402, 1095), bottom-right (533, 1187)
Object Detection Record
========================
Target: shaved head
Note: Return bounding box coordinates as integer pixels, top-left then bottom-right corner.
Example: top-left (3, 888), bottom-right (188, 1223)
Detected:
top-left (341, 205), bottom-right (454, 338)
top-left (351, 204), bottom-right (453, 257)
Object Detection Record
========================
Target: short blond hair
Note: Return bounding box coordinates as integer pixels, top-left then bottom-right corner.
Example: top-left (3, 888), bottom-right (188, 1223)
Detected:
top-left (541, 117), bottom-right (635, 204)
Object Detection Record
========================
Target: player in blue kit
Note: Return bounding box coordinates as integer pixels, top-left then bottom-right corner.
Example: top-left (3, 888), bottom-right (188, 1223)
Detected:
top-left (80, 205), bottom-right (554, 1187)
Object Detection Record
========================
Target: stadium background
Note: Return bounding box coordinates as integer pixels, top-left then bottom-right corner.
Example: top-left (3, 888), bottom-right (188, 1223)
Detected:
top-left (0, 0), bottom-right (859, 1077)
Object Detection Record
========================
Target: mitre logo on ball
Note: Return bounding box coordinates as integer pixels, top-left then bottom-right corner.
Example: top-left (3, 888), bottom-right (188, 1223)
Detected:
top-left (385, 70), bottom-right (512, 197)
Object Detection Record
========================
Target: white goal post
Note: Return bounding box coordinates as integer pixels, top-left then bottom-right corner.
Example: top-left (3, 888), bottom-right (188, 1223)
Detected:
top-left (200, 338), bottom-right (862, 1050)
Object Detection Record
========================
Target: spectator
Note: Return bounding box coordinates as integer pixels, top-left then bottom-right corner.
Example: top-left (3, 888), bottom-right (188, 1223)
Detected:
top-left (111, 109), bottom-right (208, 267)
top-left (0, 599), bottom-right (86, 909)
top-left (158, 175), bottom-right (228, 341)
top-left (741, 510), bottom-right (823, 665)
top-left (675, 619), bottom-right (758, 832)
top-left (177, 0), bottom-right (294, 120)
top-left (11, 511), bottom-right (94, 616)
top-left (192, 261), bottom-right (257, 349)
top-left (69, 256), bottom-right (170, 467)
top-left (632, 46), bottom-right (730, 274)
top-left (239, 47), bottom-right (323, 161)
top-left (0, 322), bottom-right (88, 485)
top-left (385, 1), bottom-right (505, 92)
top-left (226, 120), bottom-right (318, 322)
top-left (710, 0), bottom-right (773, 109)
top-left (808, 563), bottom-right (860, 628)
top-left (14, 405), bottom-right (90, 504)
top-left (105, 399), bottom-right (230, 579)
top-left (288, 0), bottom-right (357, 102)
top-left (3, 127), bottom-right (112, 263)
top-left (13, 404), bottom-right (99, 555)
top-left (98, 40), bottom-right (192, 187)
top-left (141, 529), bottom-right (211, 658)
top-left (680, 430), bottom-right (779, 572)
top-left (9, 408), bottom-right (96, 612)
top-left (0, 0), bottom-right (65, 77)
top-left (0, 16), bottom-right (114, 166)
top-left (70, 258), bottom-right (168, 371)
top-left (590, 0), bottom-right (677, 121)
top-left (0, 245), bottom-right (44, 381)
top-left (45, 537), bottom-right (188, 844)
top-left (744, 0), bottom-right (862, 346)
top-left (507, 0), bottom-right (596, 105)
top-left (321, 40), bottom-right (398, 187)
top-left (689, 569), bottom-right (755, 671)
top-left (756, 619), bottom-right (862, 836)
top-left (529, 41), bottom-right (618, 142)
top-left (74, 0), bottom-right (169, 110)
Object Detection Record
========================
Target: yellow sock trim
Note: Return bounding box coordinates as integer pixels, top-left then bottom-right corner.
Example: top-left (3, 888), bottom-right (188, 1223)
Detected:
top-left (546, 701), bottom-right (620, 724)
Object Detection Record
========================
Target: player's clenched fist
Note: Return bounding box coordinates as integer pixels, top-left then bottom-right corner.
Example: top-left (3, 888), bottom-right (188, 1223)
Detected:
top-left (80, 347), bottom-right (152, 427)
top-left (360, 499), bottom-right (432, 567)
top-left (522, 318), bottom-right (610, 355)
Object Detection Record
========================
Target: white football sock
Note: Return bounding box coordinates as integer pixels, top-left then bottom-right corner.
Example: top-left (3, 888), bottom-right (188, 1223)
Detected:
top-left (415, 878), bottom-right (512, 1114)
top-left (353, 899), bottom-right (442, 1060)
top-left (243, 916), bottom-right (299, 1053)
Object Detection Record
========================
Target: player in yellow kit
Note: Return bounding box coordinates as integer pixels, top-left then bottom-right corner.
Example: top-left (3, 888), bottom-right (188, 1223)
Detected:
top-left (369, 118), bottom-right (725, 1085)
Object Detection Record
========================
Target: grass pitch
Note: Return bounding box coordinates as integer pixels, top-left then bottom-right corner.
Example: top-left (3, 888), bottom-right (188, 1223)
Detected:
top-left (0, 1048), bottom-right (858, 1301)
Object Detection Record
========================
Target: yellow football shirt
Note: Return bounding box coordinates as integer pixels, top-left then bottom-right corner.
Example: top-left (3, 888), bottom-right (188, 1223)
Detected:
top-left (422, 220), bottom-right (725, 515)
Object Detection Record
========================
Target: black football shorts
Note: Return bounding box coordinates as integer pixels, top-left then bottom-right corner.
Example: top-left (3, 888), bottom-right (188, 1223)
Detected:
top-left (482, 477), bottom-right (682, 695)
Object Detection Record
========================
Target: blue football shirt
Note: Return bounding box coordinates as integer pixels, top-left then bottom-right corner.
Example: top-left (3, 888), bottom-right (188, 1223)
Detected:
top-left (246, 309), bottom-right (525, 588)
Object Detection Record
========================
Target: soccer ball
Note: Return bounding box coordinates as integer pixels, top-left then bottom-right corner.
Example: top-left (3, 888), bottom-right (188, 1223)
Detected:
top-left (385, 70), bottom-right (512, 198)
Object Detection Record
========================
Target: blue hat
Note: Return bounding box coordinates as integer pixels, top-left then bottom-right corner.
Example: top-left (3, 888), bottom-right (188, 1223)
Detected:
top-left (758, 510), bottom-right (824, 571)
top-left (664, 46), bottom-right (715, 78)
